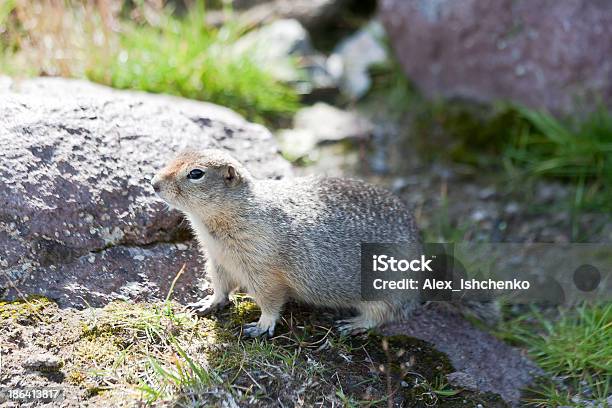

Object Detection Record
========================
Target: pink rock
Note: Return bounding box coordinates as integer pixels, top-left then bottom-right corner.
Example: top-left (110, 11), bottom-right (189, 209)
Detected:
top-left (380, 0), bottom-right (612, 114)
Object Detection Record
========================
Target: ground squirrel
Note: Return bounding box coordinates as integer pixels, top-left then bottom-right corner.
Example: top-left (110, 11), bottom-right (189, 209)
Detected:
top-left (151, 149), bottom-right (430, 337)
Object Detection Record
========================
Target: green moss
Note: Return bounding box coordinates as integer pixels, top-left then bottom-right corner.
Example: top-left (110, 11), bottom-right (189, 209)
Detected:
top-left (0, 296), bottom-right (55, 324)
top-left (227, 296), bottom-right (260, 326)
top-left (69, 336), bottom-right (125, 396)
top-left (67, 370), bottom-right (87, 385)
top-left (351, 334), bottom-right (508, 406)
top-left (361, 334), bottom-right (454, 381)
top-left (414, 101), bottom-right (523, 166)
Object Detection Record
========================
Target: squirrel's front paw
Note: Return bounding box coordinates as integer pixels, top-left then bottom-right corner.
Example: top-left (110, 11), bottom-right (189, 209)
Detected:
top-left (187, 295), bottom-right (228, 316)
top-left (242, 321), bottom-right (275, 338)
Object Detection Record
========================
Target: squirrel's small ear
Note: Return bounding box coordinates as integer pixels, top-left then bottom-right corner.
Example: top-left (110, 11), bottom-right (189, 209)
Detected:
top-left (223, 165), bottom-right (241, 187)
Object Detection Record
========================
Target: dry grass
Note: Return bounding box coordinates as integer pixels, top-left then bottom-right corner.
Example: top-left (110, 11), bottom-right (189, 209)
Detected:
top-left (0, 0), bottom-right (120, 77)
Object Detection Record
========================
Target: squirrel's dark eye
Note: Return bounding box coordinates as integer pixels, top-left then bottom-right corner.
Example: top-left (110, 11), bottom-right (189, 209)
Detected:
top-left (187, 169), bottom-right (205, 180)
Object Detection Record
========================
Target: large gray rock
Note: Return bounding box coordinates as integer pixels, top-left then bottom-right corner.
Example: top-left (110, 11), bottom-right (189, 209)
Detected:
top-left (0, 78), bottom-right (291, 308)
top-left (380, 0), bottom-right (612, 114)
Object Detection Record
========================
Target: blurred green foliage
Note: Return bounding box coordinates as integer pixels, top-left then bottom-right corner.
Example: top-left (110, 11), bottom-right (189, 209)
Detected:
top-left (504, 107), bottom-right (612, 210)
top-left (441, 105), bottom-right (612, 211)
top-left (0, 0), bottom-right (299, 125)
top-left (88, 4), bottom-right (299, 124)
top-left (371, 59), bottom-right (612, 211)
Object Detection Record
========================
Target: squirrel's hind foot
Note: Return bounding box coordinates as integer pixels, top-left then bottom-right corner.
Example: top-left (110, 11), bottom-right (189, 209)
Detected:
top-left (242, 312), bottom-right (278, 338)
top-left (335, 317), bottom-right (376, 336)
top-left (242, 320), bottom-right (276, 338)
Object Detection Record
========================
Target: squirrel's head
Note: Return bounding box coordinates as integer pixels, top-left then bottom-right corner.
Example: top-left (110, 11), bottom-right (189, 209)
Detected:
top-left (151, 149), bottom-right (252, 216)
